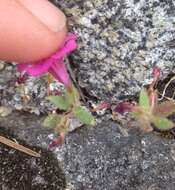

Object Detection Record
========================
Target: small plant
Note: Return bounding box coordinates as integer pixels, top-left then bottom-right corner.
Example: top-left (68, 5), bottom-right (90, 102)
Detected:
top-left (131, 88), bottom-right (175, 132)
top-left (16, 33), bottom-right (95, 146)
top-left (114, 67), bottom-right (175, 132)
top-left (43, 84), bottom-right (95, 145)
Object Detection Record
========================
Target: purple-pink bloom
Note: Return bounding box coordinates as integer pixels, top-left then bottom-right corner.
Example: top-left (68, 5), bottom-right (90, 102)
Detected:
top-left (17, 33), bottom-right (77, 87)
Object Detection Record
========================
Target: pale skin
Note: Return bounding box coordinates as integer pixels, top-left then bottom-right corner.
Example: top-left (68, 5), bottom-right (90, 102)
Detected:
top-left (0, 0), bottom-right (67, 63)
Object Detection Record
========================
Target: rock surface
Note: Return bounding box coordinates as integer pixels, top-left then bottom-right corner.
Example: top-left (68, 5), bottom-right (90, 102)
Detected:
top-left (57, 123), bottom-right (175, 190)
top-left (0, 0), bottom-right (175, 190)
top-left (0, 126), bottom-right (66, 190)
top-left (53, 0), bottom-right (175, 100)
top-left (1, 112), bottom-right (175, 190)
top-left (1, 0), bottom-right (175, 112)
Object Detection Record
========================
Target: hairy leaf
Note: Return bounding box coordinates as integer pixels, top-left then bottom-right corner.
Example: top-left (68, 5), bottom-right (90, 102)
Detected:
top-left (47, 95), bottom-right (71, 110)
top-left (43, 114), bottom-right (61, 128)
top-left (131, 106), bottom-right (144, 118)
top-left (66, 85), bottom-right (79, 105)
top-left (54, 117), bottom-right (69, 134)
top-left (113, 102), bottom-right (134, 115)
top-left (74, 106), bottom-right (95, 125)
top-left (139, 89), bottom-right (150, 110)
top-left (138, 118), bottom-right (153, 132)
top-left (149, 90), bottom-right (158, 110)
top-left (154, 101), bottom-right (175, 117)
top-left (152, 116), bottom-right (174, 130)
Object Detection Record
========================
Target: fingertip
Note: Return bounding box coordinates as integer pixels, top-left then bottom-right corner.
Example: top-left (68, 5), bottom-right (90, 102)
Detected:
top-left (0, 0), bottom-right (67, 63)
top-left (17, 0), bottom-right (67, 33)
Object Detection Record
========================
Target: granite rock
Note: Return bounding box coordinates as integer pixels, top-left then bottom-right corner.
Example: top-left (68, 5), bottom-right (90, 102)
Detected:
top-left (1, 112), bottom-right (175, 190)
top-left (1, 0), bottom-right (175, 112)
top-left (0, 1), bottom-right (175, 190)
top-left (52, 0), bottom-right (175, 100)
top-left (0, 62), bottom-right (58, 113)
top-left (56, 121), bottom-right (175, 190)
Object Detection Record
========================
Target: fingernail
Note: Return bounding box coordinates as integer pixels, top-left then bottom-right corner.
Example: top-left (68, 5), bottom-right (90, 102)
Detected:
top-left (18, 0), bottom-right (66, 32)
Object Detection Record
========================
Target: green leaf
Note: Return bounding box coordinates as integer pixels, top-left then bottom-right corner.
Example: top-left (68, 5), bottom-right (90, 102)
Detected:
top-left (154, 101), bottom-right (175, 117)
top-left (152, 116), bottom-right (174, 130)
top-left (139, 89), bottom-right (150, 110)
top-left (47, 96), bottom-right (71, 110)
top-left (43, 114), bottom-right (61, 129)
top-left (74, 106), bottom-right (95, 125)
top-left (67, 85), bottom-right (79, 106)
top-left (131, 106), bottom-right (143, 118)
top-left (55, 117), bottom-right (69, 134)
top-left (137, 117), bottom-right (153, 132)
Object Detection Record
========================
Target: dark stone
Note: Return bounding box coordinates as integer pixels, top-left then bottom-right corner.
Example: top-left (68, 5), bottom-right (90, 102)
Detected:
top-left (0, 127), bottom-right (66, 190)
top-left (1, 112), bottom-right (175, 190)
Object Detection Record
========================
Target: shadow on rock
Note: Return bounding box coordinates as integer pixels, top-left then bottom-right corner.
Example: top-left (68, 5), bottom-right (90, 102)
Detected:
top-left (0, 127), bottom-right (66, 190)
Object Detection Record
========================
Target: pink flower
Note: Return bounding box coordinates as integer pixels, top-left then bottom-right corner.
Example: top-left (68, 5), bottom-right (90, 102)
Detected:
top-left (152, 66), bottom-right (161, 80)
top-left (17, 33), bottom-right (77, 88)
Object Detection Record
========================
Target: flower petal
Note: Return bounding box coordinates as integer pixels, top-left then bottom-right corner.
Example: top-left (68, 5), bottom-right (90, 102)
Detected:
top-left (16, 63), bottom-right (29, 73)
top-left (51, 33), bottom-right (77, 60)
top-left (48, 60), bottom-right (70, 87)
top-left (16, 33), bottom-right (77, 86)
top-left (26, 59), bottom-right (53, 76)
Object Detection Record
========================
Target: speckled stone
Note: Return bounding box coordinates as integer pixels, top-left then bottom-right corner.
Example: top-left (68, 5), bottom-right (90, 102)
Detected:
top-left (1, 0), bottom-right (175, 113)
top-left (0, 63), bottom-right (58, 113)
top-left (52, 0), bottom-right (175, 100)
top-left (0, 1), bottom-right (175, 189)
top-left (1, 112), bottom-right (175, 190)
top-left (56, 122), bottom-right (175, 190)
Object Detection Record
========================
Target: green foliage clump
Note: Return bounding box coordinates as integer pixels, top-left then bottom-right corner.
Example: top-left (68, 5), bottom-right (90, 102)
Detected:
top-left (132, 88), bottom-right (175, 132)
top-left (43, 85), bottom-right (95, 144)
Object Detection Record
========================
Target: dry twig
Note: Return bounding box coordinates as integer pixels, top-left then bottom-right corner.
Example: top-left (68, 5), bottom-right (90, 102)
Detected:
top-left (0, 136), bottom-right (40, 158)
top-left (159, 76), bottom-right (175, 101)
